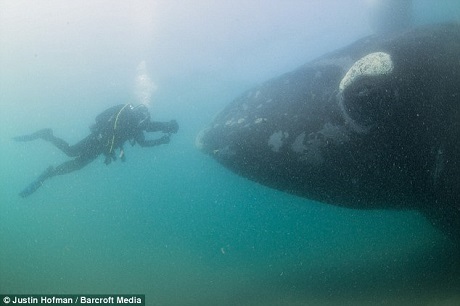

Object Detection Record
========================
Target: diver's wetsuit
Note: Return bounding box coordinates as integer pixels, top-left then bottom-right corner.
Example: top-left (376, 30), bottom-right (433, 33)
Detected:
top-left (14, 104), bottom-right (179, 197)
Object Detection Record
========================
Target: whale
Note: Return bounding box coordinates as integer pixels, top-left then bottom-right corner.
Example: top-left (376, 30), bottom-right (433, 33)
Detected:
top-left (196, 23), bottom-right (460, 241)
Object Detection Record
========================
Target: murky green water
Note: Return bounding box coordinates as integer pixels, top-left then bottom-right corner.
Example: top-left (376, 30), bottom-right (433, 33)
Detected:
top-left (1, 1), bottom-right (460, 305)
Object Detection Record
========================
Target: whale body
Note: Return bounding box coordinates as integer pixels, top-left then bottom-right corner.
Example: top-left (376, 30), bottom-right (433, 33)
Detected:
top-left (197, 23), bottom-right (460, 241)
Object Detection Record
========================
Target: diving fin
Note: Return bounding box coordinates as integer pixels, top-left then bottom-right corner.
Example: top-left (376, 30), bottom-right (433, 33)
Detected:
top-left (13, 128), bottom-right (53, 142)
top-left (19, 166), bottom-right (54, 198)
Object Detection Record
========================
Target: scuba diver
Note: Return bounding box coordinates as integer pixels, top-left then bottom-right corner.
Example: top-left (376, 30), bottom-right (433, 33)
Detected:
top-left (13, 104), bottom-right (179, 197)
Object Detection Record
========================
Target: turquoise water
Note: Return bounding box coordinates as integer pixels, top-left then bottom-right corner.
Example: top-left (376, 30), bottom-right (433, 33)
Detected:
top-left (1, 1), bottom-right (460, 305)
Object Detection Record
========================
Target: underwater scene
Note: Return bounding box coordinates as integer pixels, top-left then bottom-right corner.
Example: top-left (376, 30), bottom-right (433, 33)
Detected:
top-left (1, 1), bottom-right (460, 305)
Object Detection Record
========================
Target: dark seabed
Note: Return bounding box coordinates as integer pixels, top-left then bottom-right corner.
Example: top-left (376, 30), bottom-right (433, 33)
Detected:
top-left (1, 1), bottom-right (460, 305)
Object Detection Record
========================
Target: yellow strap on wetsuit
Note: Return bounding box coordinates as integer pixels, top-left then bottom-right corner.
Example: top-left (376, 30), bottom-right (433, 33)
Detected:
top-left (108, 104), bottom-right (130, 154)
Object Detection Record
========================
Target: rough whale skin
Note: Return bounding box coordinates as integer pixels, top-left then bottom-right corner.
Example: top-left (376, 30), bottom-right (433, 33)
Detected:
top-left (196, 23), bottom-right (460, 242)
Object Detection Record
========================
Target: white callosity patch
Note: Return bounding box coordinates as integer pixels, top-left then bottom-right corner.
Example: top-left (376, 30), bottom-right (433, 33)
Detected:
top-left (291, 123), bottom-right (349, 166)
top-left (338, 52), bottom-right (394, 134)
top-left (224, 117), bottom-right (247, 126)
top-left (318, 123), bottom-right (350, 144)
top-left (291, 132), bottom-right (308, 153)
top-left (225, 118), bottom-right (235, 126)
top-left (291, 132), bottom-right (324, 165)
top-left (254, 117), bottom-right (267, 124)
top-left (226, 89), bottom-right (272, 129)
top-left (268, 131), bottom-right (289, 152)
top-left (339, 52), bottom-right (393, 92)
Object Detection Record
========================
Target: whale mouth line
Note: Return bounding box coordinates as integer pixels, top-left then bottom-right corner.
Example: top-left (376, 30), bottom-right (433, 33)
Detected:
top-left (338, 91), bottom-right (372, 134)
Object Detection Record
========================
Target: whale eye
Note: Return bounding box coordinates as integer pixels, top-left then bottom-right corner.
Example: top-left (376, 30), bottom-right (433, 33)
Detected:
top-left (341, 78), bottom-right (395, 127)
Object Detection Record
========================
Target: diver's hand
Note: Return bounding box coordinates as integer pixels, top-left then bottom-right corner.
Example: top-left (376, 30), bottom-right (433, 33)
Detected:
top-left (163, 120), bottom-right (179, 134)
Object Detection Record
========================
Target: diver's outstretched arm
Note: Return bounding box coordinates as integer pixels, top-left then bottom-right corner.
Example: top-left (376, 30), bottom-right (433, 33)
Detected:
top-left (136, 120), bottom-right (177, 147)
top-left (136, 134), bottom-right (170, 147)
top-left (145, 120), bottom-right (179, 133)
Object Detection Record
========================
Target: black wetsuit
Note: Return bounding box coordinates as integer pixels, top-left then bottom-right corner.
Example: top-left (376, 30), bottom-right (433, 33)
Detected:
top-left (14, 104), bottom-right (178, 197)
